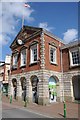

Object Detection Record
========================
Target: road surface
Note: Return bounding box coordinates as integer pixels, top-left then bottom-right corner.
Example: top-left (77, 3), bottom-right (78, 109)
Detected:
top-left (2, 102), bottom-right (52, 118)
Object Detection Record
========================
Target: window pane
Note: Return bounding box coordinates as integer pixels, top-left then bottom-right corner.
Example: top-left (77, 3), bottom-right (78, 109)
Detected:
top-left (50, 49), bottom-right (53, 62)
top-left (50, 47), bottom-right (56, 63)
top-left (13, 54), bottom-right (17, 66)
top-left (31, 44), bottom-right (37, 63)
top-left (72, 50), bottom-right (80, 65)
top-left (21, 49), bottom-right (26, 66)
top-left (34, 54), bottom-right (37, 61)
top-left (33, 48), bottom-right (37, 61)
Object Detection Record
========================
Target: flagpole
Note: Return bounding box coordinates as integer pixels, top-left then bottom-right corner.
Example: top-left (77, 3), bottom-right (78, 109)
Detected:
top-left (22, 8), bottom-right (24, 29)
top-left (22, 3), bottom-right (30, 29)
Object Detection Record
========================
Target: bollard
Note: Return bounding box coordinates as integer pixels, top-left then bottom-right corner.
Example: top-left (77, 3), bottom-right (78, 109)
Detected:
top-left (10, 95), bottom-right (12, 104)
top-left (24, 98), bottom-right (28, 107)
top-left (63, 101), bottom-right (66, 118)
top-left (0, 94), bottom-right (1, 101)
top-left (24, 99), bottom-right (27, 107)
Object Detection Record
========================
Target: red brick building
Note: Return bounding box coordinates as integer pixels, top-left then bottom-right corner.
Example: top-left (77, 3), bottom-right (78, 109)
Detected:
top-left (8, 26), bottom-right (80, 105)
top-left (61, 41), bottom-right (80, 101)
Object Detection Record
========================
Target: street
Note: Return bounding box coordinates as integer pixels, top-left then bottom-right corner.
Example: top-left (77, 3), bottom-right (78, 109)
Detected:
top-left (2, 95), bottom-right (79, 119)
top-left (2, 102), bottom-right (52, 118)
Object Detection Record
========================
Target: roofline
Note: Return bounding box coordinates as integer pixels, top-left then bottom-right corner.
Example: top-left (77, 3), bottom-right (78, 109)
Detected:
top-left (42, 29), bottom-right (64, 44)
top-left (10, 25), bottom-right (65, 49)
top-left (10, 26), bottom-right (23, 48)
top-left (61, 40), bottom-right (80, 50)
top-left (10, 25), bottom-right (42, 49)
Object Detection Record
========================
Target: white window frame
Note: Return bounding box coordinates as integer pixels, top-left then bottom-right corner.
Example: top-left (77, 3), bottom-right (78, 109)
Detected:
top-left (30, 44), bottom-right (38, 64)
top-left (49, 45), bottom-right (57, 64)
top-left (20, 49), bottom-right (27, 67)
top-left (69, 47), bottom-right (80, 67)
top-left (13, 54), bottom-right (18, 67)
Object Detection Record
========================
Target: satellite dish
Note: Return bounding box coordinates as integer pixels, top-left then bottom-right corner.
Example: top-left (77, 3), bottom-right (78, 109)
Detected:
top-left (17, 39), bottom-right (23, 45)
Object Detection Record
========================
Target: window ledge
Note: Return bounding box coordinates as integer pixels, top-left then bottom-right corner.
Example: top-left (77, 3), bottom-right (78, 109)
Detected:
top-left (20, 65), bottom-right (26, 68)
top-left (50, 62), bottom-right (58, 66)
top-left (29, 61), bottom-right (38, 66)
top-left (69, 64), bottom-right (80, 69)
top-left (11, 65), bottom-right (17, 70)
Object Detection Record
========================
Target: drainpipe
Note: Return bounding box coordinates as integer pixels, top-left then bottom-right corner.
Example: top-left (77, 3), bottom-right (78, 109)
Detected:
top-left (60, 48), bottom-right (64, 102)
top-left (60, 48), bottom-right (67, 118)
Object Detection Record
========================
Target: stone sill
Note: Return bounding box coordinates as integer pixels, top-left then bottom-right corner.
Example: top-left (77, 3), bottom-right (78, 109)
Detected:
top-left (29, 62), bottom-right (38, 66)
top-left (69, 64), bottom-right (80, 69)
top-left (50, 62), bottom-right (58, 66)
top-left (20, 65), bottom-right (26, 68)
top-left (11, 67), bottom-right (17, 70)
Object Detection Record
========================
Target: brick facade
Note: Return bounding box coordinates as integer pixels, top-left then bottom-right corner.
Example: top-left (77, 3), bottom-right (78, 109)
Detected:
top-left (61, 41), bottom-right (80, 101)
top-left (9, 26), bottom-right (80, 105)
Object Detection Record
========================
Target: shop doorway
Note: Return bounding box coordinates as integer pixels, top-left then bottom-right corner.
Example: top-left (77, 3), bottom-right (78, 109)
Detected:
top-left (49, 76), bottom-right (57, 103)
top-left (72, 75), bottom-right (80, 100)
top-left (12, 78), bottom-right (17, 99)
top-left (20, 77), bottom-right (26, 101)
top-left (30, 75), bottom-right (39, 104)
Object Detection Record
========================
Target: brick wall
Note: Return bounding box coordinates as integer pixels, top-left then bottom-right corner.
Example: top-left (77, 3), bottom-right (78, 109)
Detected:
top-left (44, 34), bottom-right (63, 72)
top-left (11, 35), bottom-right (41, 75)
top-left (11, 31), bottom-right (64, 75)
top-left (62, 48), bottom-right (80, 72)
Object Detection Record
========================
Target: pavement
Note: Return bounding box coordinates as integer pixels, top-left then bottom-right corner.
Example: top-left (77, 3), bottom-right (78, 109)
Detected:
top-left (2, 95), bottom-right (80, 119)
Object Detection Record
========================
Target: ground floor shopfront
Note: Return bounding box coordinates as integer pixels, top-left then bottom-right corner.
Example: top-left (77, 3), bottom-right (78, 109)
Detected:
top-left (8, 70), bottom-right (80, 105)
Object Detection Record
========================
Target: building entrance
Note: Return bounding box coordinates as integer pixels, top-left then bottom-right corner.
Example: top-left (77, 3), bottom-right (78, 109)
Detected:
top-left (20, 77), bottom-right (26, 101)
top-left (49, 76), bottom-right (57, 103)
top-left (72, 75), bottom-right (80, 100)
top-left (12, 78), bottom-right (17, 99)
top-left (31, 75), bottom-right (39, 104)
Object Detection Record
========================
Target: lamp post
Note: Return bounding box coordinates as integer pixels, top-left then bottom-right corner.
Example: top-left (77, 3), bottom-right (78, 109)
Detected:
top-left (0, 72), bottom-right (3, 101)
top-left (1, 72), bottom-right (4, 94)
top-left (7, 70), bottom-right (10, 97)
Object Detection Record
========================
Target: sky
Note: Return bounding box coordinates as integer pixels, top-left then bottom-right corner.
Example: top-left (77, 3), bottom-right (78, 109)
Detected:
top-left (0, 1), bottom-right (78, 61)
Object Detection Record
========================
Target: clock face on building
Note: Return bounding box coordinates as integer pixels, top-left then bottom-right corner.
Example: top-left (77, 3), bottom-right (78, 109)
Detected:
top-left (17, 39), bottom-right (23, 45)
